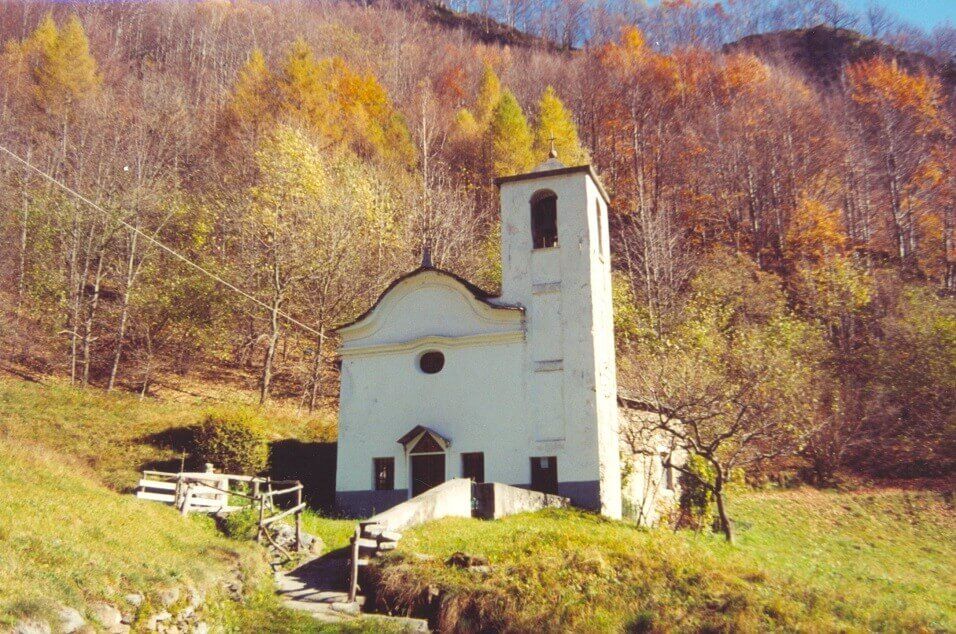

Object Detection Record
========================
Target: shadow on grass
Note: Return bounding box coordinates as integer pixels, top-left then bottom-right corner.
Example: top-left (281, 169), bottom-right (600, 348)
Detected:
top-left (134, 426), bottom-right (204, 485)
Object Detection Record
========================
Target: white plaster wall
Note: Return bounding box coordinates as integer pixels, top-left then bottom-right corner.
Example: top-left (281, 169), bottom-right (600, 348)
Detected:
top-left (497, 169), bottom-right (621, 517)
top-left (337, 336), bottom-right (531, 494)
top-left (367, 478), bottom-right (474, 532)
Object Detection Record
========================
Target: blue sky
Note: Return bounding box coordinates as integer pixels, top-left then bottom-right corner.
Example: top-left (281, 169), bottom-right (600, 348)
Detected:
top-left (842, 0), bottom-right (955, 30)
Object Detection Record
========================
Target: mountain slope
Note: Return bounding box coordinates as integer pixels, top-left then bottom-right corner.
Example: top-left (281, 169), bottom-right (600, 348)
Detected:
top-left (725, 24), bottom-right (956, 93)
top-left (368, 0), bottom-right (557, 49)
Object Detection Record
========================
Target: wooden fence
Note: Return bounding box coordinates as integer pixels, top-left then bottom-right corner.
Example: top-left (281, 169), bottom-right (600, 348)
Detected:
top-left (137, 468), bottom-right (305, 551)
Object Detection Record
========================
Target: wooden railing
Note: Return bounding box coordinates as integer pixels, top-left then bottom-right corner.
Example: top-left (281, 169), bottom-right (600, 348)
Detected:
top-left (137, 468), bottom-right (305, 552)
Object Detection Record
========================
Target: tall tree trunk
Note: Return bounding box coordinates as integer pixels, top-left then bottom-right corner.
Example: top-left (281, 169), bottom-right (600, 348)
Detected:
top-left (16, 147), bottom-right (32, 328)
top-left (307, 327), bottom-right (326, 412)
top-left (81, 250), bottom-right (106, 385)
top-left (713, 471), bottom-right (734, 544)
top-left (259, 247), bottom-right (281, 405)
top-left (140, 330), bottom-right (153, 400)
top-left (108, 227), bottom-right (139, 391)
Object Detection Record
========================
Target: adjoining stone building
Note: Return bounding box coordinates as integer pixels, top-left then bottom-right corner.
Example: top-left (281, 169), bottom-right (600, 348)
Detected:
top-left (334, 155), bottom-right (678, 523)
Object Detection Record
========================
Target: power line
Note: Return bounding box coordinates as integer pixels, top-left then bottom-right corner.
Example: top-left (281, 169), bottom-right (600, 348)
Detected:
top-left (0, 143), bottom-right (324, 338)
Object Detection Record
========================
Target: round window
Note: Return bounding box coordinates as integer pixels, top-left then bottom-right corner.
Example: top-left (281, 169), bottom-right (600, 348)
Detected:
top-left (419, 351), bottom-right (445, 374)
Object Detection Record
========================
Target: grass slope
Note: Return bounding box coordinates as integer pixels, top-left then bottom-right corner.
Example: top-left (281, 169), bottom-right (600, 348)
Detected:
top-left (728, 489), bottom-right (954, 630)
top-left (0, 440), bottom-right (263, 627)
top-left (0, 375), bottom-right (334, 490)
top-left (0, 377), bottom-right (374, 632)
top-left (372, 490), bottom-right (954, 632)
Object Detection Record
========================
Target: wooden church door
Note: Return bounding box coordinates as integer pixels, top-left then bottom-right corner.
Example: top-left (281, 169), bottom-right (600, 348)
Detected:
top-left (410, 453), bottom-right (445, 497)
top-left (408, 430), bottom-right (446, 497)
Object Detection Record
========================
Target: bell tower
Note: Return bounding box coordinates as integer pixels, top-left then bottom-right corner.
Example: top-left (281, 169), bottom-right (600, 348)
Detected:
top-left (495, 158), bottom-right (621, 519)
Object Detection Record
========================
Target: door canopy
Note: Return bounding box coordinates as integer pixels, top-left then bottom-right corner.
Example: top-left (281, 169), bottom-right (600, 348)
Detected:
top-left (398, 425), bottom-right (450, 453)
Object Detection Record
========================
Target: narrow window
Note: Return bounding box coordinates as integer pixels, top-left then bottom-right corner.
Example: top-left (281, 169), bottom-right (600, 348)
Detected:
top-left (661, 452), bottom-right (675, 491)
top-left (530, 456), bottom-right (558, 494)
top-left (373, 457), bottom-right (394, 491)
top-left (595, 198), bottom-right (604, 257)
top-left (462, 452), bottom-right (485, 483)
top-left (531, 191), bottom-right (558, 249)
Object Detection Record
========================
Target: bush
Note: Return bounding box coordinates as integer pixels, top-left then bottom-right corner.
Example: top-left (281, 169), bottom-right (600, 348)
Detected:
top-left (192, 407), bottom-right (268, 475)
top-left (222, 507), bottom-right (260, 540)
top-left (678, 454), bottom-right (715, 530)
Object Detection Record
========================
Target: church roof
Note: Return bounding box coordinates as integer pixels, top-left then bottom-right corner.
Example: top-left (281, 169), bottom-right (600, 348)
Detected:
top-left (617, 392), bottom-right (673, 416)
top-left (333, 265), bottom-right (523, 332)
top-left (494, 163), bottom-right (611, 204)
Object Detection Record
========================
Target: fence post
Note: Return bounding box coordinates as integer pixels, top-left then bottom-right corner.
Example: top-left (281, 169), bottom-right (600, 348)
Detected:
top-left (294, 484), bottom-right (303, 552)
top-left (174, 473), bottom-right (183, 509)
top-left (348, 524), bottom-right (360, 602)
top-left (257, 492), bottom-right (266, 543)
top-left (180, 484), bottom-right (192, 516)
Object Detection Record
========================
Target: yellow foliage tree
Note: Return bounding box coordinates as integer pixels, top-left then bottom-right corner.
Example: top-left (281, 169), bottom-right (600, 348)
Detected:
top-left (785, 197), bottom-right (847, 263)
top-left (533, 86), bottom-right (587, 165)
top-left (473, 63), bottom-right (501, 127)
top-left (2, 12), bottom-right (58, 71)
top-left (277, 38), bottom-right (337, 136)
top-left (453, 63), bottom-right (501, 141)
top-left (226, 48), bottom-right (276, 135)
top-left (333, 58), bottom-right (415, 165)
top-left (33, 15), bottom-right (100, 116)
top-left (275, 39), bottom-right (413, 165)
top-left (488, 88), bottom-right (534, 176)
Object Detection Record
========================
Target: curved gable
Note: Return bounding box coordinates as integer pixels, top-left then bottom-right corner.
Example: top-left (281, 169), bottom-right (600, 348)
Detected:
top-left (336, 267), bottom-right (523, 353)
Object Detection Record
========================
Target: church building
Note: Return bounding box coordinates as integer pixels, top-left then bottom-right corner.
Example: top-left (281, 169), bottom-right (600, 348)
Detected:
top-left (334, 155), bottom-right (670, 521)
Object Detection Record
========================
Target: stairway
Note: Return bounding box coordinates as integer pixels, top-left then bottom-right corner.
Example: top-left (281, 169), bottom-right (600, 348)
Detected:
top-left (276, 548), bottom-right (427, 631)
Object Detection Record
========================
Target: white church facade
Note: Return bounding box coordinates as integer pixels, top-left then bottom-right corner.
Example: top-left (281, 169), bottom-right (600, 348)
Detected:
top-left (334, 156), bottom-right (676, 521)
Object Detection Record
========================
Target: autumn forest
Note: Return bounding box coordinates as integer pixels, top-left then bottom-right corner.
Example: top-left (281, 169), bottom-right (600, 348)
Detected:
top-left (1, 0), bottom-right (953, 485)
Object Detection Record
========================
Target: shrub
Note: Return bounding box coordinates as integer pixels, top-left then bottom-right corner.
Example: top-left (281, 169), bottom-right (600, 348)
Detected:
top-left (222, 507), bottom-right (260, 540)
top-left (192, 407), bottom-right (268, 475)
top-left (678, 454), bottom-right (716, 530)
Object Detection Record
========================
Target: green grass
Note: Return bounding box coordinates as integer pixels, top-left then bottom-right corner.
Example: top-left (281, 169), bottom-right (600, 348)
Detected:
top-left (300, 510), bottom-right (357, 552)
top-left (210, 579), bottom-right (395, 633)
top-left (0, 376), bottom-right (335, 490)
top-left (0, 376), bottom-right (373, 632)
top-left (0, 440), bottom-right (264, 628)
top-left (725, 488), bottom-right (955, 631)
top-left (3, 375), bottom-right (952, 632)
top-left (372, 489), bottom-right (954, 632)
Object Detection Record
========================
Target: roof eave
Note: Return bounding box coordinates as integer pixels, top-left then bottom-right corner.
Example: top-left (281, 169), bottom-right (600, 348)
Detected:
top-left (333, 266), bottom-right (523, 334)
top-left (494, 164), bottom-right (611, 205)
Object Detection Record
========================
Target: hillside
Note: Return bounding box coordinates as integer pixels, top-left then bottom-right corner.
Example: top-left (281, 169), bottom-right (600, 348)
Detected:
top-left (0, 373), bottom-right (335, 492)
top-left (369, 491), bottom-right (955, 632)
top-left (0, 376), bottom-right (403, 632)
top-left (369, 0), bottom-right (557, 49)
top-left (0, 375), bottom-right (952, 632)
top-left (0, 439), bottom-right (262, 630)
top-left (725, 24), bottom-right (956, 92)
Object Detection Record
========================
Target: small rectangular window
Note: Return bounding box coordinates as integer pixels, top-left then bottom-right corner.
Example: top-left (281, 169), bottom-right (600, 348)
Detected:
top-left (373, 457), bottom-right (394, 491)
top-left (462, 452), bottom-right (485, 483)
top-left (530, 456), bottom-right (558, 494)
top-left (595, 198), bottom-right (604, 257)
